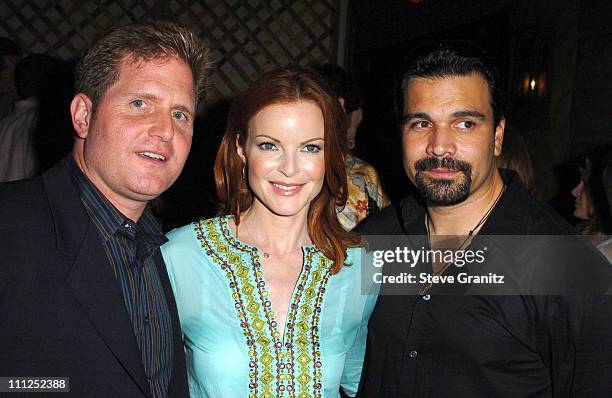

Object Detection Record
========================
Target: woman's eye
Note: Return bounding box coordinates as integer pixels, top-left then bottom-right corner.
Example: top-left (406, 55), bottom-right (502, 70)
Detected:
top-left (302, 144), bottom-right (321, 153)
top-left (258, 142), bottom-right (277, 151)
top-left (456, 120), bottom-right (475, 129)
top-left (131, 99), bottom-right (144, 108)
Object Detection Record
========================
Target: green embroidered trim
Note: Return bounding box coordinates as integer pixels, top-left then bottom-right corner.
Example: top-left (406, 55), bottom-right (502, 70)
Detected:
top-left (194, 217), bottom-right (332, 397)
top-left (311, 253), bottom-right (331, 397)
top-left (194, 219), bottom-right (265, 397)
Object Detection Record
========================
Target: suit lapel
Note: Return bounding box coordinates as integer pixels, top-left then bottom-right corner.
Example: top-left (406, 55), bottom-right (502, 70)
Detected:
top-left (43, 160), bottom-right (151, 397)
top-left (66, 224), bottom-right (151, 397)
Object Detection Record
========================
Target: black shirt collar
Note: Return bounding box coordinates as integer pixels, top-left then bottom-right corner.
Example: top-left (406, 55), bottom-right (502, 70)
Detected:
top-left (400, 169), bottom-right (528, 235)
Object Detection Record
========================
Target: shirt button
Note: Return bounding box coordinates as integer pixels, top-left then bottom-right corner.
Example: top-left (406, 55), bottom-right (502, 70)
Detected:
top-left (409, 350), bottom-right (418, 358)
top-left (144, 316), bottom-right (149, 324)
top-left (422, 294), bottom-right (431, 301)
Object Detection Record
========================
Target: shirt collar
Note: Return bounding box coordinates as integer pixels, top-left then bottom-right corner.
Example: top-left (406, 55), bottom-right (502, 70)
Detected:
top-left (400, 168), bottom-right (528, 236)
top-left (67, 157), bottom-right (167, 247)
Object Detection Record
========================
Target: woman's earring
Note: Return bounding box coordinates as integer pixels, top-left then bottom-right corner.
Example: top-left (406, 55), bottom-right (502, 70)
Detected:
top-left (240, 164), bottom-right (249, 193)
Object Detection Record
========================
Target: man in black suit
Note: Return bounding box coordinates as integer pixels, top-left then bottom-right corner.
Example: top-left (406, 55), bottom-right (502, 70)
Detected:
top-left (0, 22), bottom-right (211, 397)
top-left (358, 46), bottom-right (612, 396)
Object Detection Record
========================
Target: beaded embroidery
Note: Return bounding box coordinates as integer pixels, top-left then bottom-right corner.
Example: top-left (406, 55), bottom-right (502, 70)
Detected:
top-left (194, 216), bottom-right (332, 398)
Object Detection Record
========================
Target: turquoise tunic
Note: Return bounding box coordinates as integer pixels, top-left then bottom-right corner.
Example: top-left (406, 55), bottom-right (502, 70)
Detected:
top-left (161, 216), bottom-right (377, 398)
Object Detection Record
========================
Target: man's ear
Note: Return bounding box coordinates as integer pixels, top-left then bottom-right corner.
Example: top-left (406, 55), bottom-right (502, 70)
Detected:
top-left (494, 118), bottom-right (505, 157)
top-left (338, 97), bottom-right (345, 111)
top-left (70, 93), bottom-right (93, 139)
top-left (236, 134), bottom-right (246, 164)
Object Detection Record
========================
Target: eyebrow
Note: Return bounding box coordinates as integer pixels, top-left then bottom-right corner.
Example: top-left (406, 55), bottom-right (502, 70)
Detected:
top-left (452, 110), bottom-right (485, 120)
top-left (128, 92), bottom-right (161, 102)
top-left (254, 134), bottom-right (324, 145)
top-left (402, 110), bottom-right (486, 124)
top-left (301, 137), bottom-right (325, 145)
top-left (402, 112), bottom-right (431, 125)
top-left (173, 104), bottom-right (194, 117)
top-left (254, 134), bottom-right (280, 143)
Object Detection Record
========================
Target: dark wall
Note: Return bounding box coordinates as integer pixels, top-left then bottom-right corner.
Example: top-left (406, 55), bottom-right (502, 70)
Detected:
top-left (569, 1), bottom-right (612, 149)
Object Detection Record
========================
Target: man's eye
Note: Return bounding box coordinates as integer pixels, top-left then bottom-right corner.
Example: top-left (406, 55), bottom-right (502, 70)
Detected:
top-left (411, 121), bottom-right (430, 129)
top-left (172, 111), bottom-right (188, 121)
top-left (131, 99), bottom-right (144, 108)
top-left (302, 144), bottom-right (321, 153)
top-left (456, 120), bottom-right (475, 129)
top-left (258, 142), bottom-right (277, 151)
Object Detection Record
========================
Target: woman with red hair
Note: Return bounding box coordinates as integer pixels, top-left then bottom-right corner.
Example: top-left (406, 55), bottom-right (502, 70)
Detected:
top-left (161, 68), bottom-right (377, 397)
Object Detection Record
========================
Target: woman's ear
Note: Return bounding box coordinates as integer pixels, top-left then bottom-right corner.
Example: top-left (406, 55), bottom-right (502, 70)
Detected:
top-left (236, 134), bottom-right (247, 164)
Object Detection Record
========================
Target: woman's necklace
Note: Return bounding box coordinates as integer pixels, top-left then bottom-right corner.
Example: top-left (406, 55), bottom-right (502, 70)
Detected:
top-left (420, 184), bottom-right (506, 294)
top-left (242, 220), bottom-right (304, 259)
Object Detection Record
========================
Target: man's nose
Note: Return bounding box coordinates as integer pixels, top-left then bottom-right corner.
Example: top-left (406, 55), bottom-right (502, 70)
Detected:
top-left (148, 111), bottom-right (175, 141)
top-left (426, 126), bottom-right (456, 158)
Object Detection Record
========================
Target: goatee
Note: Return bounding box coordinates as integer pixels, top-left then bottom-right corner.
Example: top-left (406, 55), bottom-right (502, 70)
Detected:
top-left (413, 156), bottom-right (472, 205)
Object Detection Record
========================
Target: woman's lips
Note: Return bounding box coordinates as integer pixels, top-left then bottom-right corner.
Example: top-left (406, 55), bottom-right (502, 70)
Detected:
top-left (269, 181), bottom-right (305, 196)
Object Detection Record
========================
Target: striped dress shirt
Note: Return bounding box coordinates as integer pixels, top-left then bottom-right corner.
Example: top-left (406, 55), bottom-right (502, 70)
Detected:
top-left (68, 158), bottom-right (173, 398)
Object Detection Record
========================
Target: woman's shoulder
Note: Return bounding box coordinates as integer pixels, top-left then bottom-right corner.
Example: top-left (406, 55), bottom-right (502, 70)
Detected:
top-left (163, 216), bottom-right (227, 254)
top-left (162, 217), bottom-right (231, 278)
top-left (343, 246), bottom-right (379, 292)
top-left (344, 246), bottom-right (366, 267)
top-left (335, 246), bottom-right (372, 280)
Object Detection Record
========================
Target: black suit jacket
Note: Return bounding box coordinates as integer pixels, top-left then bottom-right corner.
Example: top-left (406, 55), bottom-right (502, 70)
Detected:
top-left (0, 160), bottom-right (189, 397)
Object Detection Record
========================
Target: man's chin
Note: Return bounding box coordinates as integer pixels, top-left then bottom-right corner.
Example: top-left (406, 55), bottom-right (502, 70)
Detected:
top-left (416, 183), bottom-right (470, 206)
top-left (414, 172), bottom-right (471, 206)
top-left (425, 195), bottom-right (468, 206)
top-left (128, 182), bottom-right (170, 202)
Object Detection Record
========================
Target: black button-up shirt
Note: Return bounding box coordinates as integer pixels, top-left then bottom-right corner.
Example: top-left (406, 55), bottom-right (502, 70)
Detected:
top-left (68, 159), bottom-right (173, 398)
top-left (358, 170), bottom-right (612, 397)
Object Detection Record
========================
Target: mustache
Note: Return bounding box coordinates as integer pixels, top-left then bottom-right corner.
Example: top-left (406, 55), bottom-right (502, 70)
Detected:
top-left (414, 157), bottom-right (472, 175)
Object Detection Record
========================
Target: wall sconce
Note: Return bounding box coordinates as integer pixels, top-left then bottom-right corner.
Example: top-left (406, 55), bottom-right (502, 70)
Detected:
top-left (522, 72), bottom-right (546, 99)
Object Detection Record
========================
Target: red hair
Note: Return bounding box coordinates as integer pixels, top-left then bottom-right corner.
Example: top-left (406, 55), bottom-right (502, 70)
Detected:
top-left (214, 68), bottom-right (361, 273)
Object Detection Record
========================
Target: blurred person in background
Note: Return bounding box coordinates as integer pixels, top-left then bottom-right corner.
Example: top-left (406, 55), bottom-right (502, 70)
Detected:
top-left (496, 129), bottom-right (535, 195)
top-left (571, 146), bottom-right (612, 261)
top-left (313, 63), bottom-right (389, 231)
top-left (0, 37), bottom-right (21, 119)
top-left (0, 54), bottom-right (61, 182)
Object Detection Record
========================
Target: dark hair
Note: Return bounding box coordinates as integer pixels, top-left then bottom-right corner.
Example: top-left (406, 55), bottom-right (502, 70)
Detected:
top-left (400, 45), bottom-right (504, 127)
top-left (0, 37), bottom-right (21, 71)
top-left (14, 54), bottom-right (61, 99)
top-left (575, 146), bottom-right (612, 235)
top-left (74, 21), bottom-right (213, 111)
top-left (312, 63), bottom-right (363, 113)
top-left (214, 67), bottom-right (361, 273)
